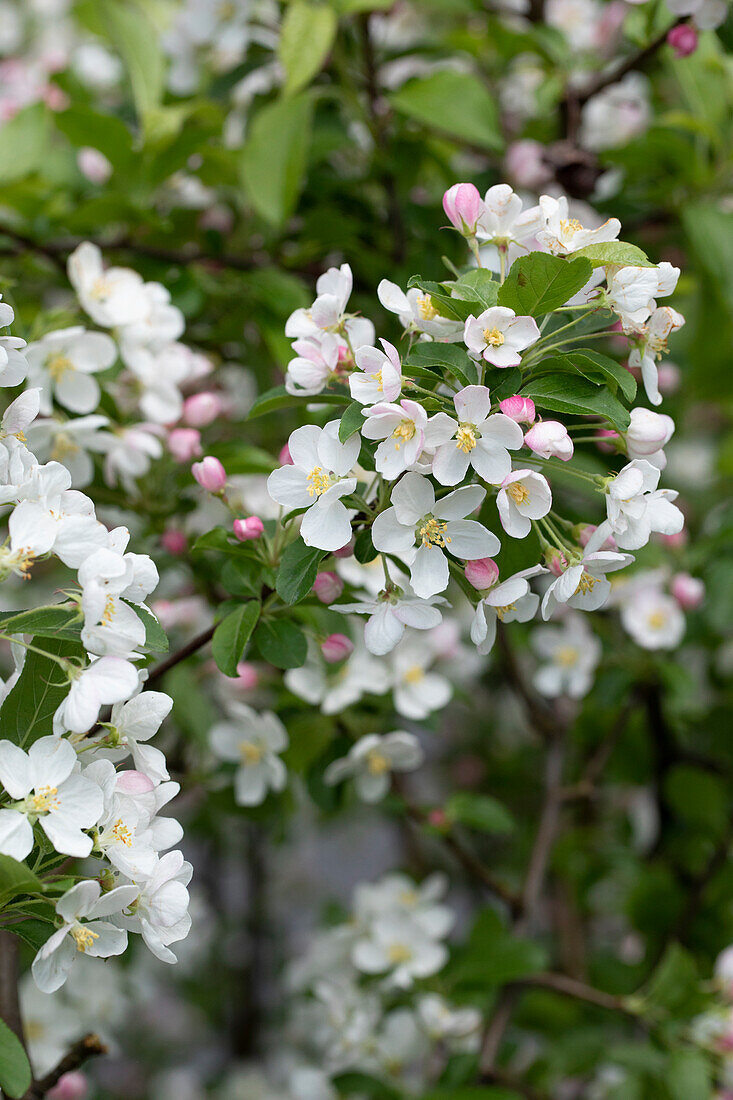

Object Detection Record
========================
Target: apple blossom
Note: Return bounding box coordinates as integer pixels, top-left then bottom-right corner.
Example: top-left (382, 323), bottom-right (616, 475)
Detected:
top-left (475, 183), bottom-right (544, 246)
top-left (628, 306), bottom-right (685, 405)
top-left (285, 333), bottom-right (341, 396)
top-left (391, 638), bottom-right (452, 719)
top-left (532, 614), bottom-right (602, 698)
top-left (540, 546), bottom-right (634, 619)
top-left (371, 473), bottom-right (498, 598)
top-left (377, 279), bottom-right (464, 341)
top-left (332, 586), bottom-right (446, 656)
top-left (470, 566), bottom-right (547, 655)
top-left (67, 242), bottom-right (148, 328)
top-left (313, 571), bottom-right (344, 603)
top-left (601, 459), bottom-right (684, 549)
top-left (233, 516), bottom-right (264, 541)
top-left (324, 731), bottom-right (424, 802)
top-left (463, 307), bottom-right (540, 367)
top-left (114, 850), bottom-right (192, 964)
top-left (321, 633), bottom-right (354, 663)
top-left (209, 703), bottom-right (288, 806)
top-left (284, 643), bottom-right (390, 715)
top-left (537, 195), bottom-right (621, 255)
top-left (53, 656), bottom-right (140, 735)
top-left (624, 407), bottom-right (675, 468)
top-left (352, 913), bottom-right (447, 988)
top-left (671, 572), bottom-right (704, 609)
top-left (361, 399), bottom-right (430, 478)
top-left (524, 420), bottom-right (574, 461)
top-left (428, 385), bottom-right (524, 485)
top-left (497, 469), bottom-right (552, 538)
top-left (25, 327), bottom-right (117, 415)
top-left (350, 339), bottom-right (403, 405)
top-left (266, 422), bottom-right (359, 552)
top-left (192, 455), bottom-right (227, 492)
top-left (442, 182), bottom-right (483, 236)
top-left (620, 587), bottom-right (686, 649)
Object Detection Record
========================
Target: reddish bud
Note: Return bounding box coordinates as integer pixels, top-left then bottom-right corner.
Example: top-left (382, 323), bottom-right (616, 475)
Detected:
top-left (168, 427), bottom-right (202, 462)
top-left (427, 808), bottom-right (449, 829)
top-left (499, 395), bottom-right (535, 425)
top-left (321, 633), bottom-right (354, 663)
top-left (464, 557), bottom-right (500, 591)
top-left (671, 572), bottom-right (704, 610)
top-left (161, 530), bottom-right (187, 556)
top-left (332, 538), bottom-right (355, 559)
top-left (192, 456), bottom-right (226, 492)
top-left (524, 421), bottom-right (574, 461)
top-left (48, 1072), bottom-right (88, 1100)
top-left (668, 23), bottom-right (698, 58)
top-left (279, 443), bottom-right (293, 465)
top-left (235, 661), bottom-right (259, 690)
top-left (233, 516), bottom-right (264, 541)
top-left (313, 571), bottom-right (344, 603)
top-left (442, 183), bottom-right (483, 236)
top-left (183, 392), bottom-right (223, 427)
top-left (116, 771), bottom-right (155, 795)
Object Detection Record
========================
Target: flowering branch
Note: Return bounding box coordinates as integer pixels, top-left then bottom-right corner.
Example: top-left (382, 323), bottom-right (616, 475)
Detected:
top-left (23, 1034), bottom-right (107, 1099)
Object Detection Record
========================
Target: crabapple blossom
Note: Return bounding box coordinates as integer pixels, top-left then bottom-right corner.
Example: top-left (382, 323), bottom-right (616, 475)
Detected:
top-left (285, 643), bottom-right (389, 715)
top-left (209, 703), bottom-right (288, 806)
top-left (324, 731), bottom-right (424, 802)
top-left (428, 385), bottom-right (524, 485)
top-left (463, 307), bottom-right (540, 367)
top-left (475, 183), bottom-right (543, 245)
top-left (0, 736), bottom-right (103, 860)
top-left (352, 914), bottom-right (447, 988)
top-left (321, 633), bottom-right (354, 663)
top-left (32, 882), bottom-right (138, 993)
top-left (267, 422), bottom-right (359, 552)
top-left (628, 306), bottom-right (685, 405)
top-left (624, 407), bottom-right (675, 468)
top-left (350, 339), bottom-right (403, 405)
top-left (377, 279), bottom-right (463, 341)
top-left (233, 516), bottom-right (264, 540)
top-left (114, 850), bottom-right (192, 964)
top-left (537, 195), bottom-right (621, 255)
top-left (192, 455), bottom-right (227, 492)
top-left (500, 394), bottom-right (535, 424)
top-left (496, 469), bottom-right (552, 538)
top-left (601, 459), bottom-right (684, 549)
top-left (53, 657), bottom-right (140, 735)
top-left (470, 566), bottom-right (547, 655)
top-left (391, 639), bottom-right (452, 719)
top-left (442, 182), bottom-right (483, 236)
top-left (532, 614), bottom-right (602, 698)
top-left (540, 546), bottom-right (633, 619)
top-left (67, 242), bottom-right (148, 328)
top-left (313, 571), bottom-right (343, 603)
top-left (372, 473), bottom-right (498, 598)
top-left (107, 691), bottom-right (173, 784)
top-left (361, 399), bottom-right (430, 479)
top-left (332, 586), bottom-right (446, 656)
top-left (25, 327), bottom-right (117, 415)
top-left (671, 572), bottom-right (705, 609)
top-left (524, 420), bottom-right (574, 461)
top-left (285, 333), bottom-right (341, 396)
top-left (621, 587), bottom-right (686, 649)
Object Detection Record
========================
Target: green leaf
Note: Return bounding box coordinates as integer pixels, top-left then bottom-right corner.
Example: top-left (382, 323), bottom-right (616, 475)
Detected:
top-left (521, 373), bottom-right (630, 432)
top-left (645, 944), bottom-right (700, 1015)
top-left (0, 104), bottom-right (50, 183)
top-left (255, 619), bottom-right (308, 669)
top-left (540, 349), bottom-right (637, 403)
top-left (423, 1090), bottom-right (522, 1100)
top-left (211, 602), bottom-right (261, 678)
top-left (445, 792), bottom-right (515, 834)
top-left (0, 855), bottom-right (43, 908)
top-left (55, 105), bottom-right (134, 168)
top-left (451, 268), bottom-right (500, 310)
top-left (7, 916), bottom-right (56, 953)
top-left (0, 1018), bottom-right (32, 1099)
top-left (122, 602), bottom-right (168, 653)
top-left (332, 1073), bottom-right (402, 1099)
top-left (0, 637), bottom-right (82, 748)
top-left (276, 541), bottom-right (326, 605)
top-left (354, 528), bottom-right (378, 564)
top-left (97, 0), bottom-right (165, 133)
top-left (247, 385), bottom-right (349, 420)
top-left (241, 93), bottom-right (314, 226)
top-left (279, 1), bottom-right (338, 96)
top-left (405, 342), bottom-right (478, 387)
top-left (571, 241), bottom-right (656, 268)
top-left (498, 253), bottom-right (593, 317)
top-left (192, 526), bottom-right (249, 558)
top-left (666, 1051), bottom-right (712, 1100)
top-left (0, 606), bottom-right (81, 642)
top-left (450, 908), bottom-right (547, 988)
top-left (390, 70), bottom-right (502, 150)
top-left (339, 401), bottom-right (366, 442)
top-left (332, 0), bottom-right (394, 9)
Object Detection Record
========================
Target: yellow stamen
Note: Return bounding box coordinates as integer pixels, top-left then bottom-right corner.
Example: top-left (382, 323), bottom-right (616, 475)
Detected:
top-left (71, 926), bottom-right (99, 953)
top-left (417, 294), bottom-right (439, 321)
top-left (574, 572), bottom-right (597, 596)
top-left (240, 741), bottom-right (264, 765)
top-left (367, 750), bottom-right (390, 775)
top-left (28, 786), bottom-right (59, 813)
top-left (399, 889), bottom-right (418, 906)
top-left (418, 516), bottom-right (450, 548)
top-left (101, 595), bottom-right (116, 626)
top-left (482, 327), bottom-right (505, 347)
top-left (556, 646), bottom-right (579, 667)
top-left (648, 611), bottom-right (667, 630)
top-left (507, 482), bottom-right (530, 506)
top-left (112, 818), bottom-right (133, 846)
top-left (391, 419), bottom-right (415, 450)
top-left (387, 943), bottom-right (412, 964)
top-left (495, 603), bottom-right (516, 621)
top-left (50, 433), bottom-right (80, 463)
top-left (373, 369), bottom-right (383, 392)
top-left (456, 424), bottom-right (477, 453)
top-left (46, 354), bottom-right (74, 381)
top-left (560, 218), bottom-right (584, 235)
top-left (403, 665), bottom-right (424, 685)
top-left (307, 466), bottom-right (332, 497)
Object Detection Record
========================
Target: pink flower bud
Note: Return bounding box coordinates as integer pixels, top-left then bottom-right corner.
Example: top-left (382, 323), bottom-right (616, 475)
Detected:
top-left (547, 551), bottom-right (569, 577)
top-left (198, 204), bottom-right (234, 233)
top-left (235, 661), bottom-right (259, 690)
top-left (660, 529), bottom-right (687, 549)
top-left (77, 147), bottom-right (112, 184)
top-left (625, 408), bottom-right (674, 457)
top-left (168, 427), bottom-right (202, 462)
top-left (464, 557), bottom-right (500, 591)
top-left (505, 140), bottom-right (551, 190)
top-left (279, 443), bottom-right (293, 465)
top-left (427, 808), bottom-right (449, 829)
top-left (595, 428), bottom-right (619, 454)
top-left (192, 456), bottom-right (226, 492)
top-left (233, 516), bottom-right (264, 541)
top-left (161, 530), bottom-right (187, 556)
top-left (442, 183), bottom-right (483, 236)
top-left (183, 392), bottom-right (223, 427)
top-left (320, 633), bottom-right (354, 663)
top-left (668, 23), bottom-right (698, 58)
top-left (116, 770), bottom-right (155, 795)
top-left (333, 538), bottom-right (354, 559)
top-left (313, 571), bottom-right (344, 603)
top-left (657, 361), bottom-right (681, 394)
top-left (524, 421), bottom-right (574, 461)
top-left (578, 524), bottom-right (617, 551)
top-left (499, 395), bottom-right (535, 425)
top-left (48, 1072), bottom-right (88, 1100)
top-left (671, 572), bottom-right (704, 610)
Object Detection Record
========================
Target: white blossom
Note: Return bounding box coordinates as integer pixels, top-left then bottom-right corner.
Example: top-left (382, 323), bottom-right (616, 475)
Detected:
top-left (324, 731), bottom-right (424, 802)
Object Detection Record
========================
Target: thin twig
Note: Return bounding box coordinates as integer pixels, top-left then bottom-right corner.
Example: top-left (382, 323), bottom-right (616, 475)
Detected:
top-left (24, 1034), bottom-right (107, 1099)
top-left (145, 623), bottom-right (216, 686)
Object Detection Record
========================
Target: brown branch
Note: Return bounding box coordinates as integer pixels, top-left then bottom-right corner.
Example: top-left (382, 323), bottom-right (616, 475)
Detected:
top-left (24, 1034), bottom-right (107, 1099)
top-left (145, 623), bottom-right (216, 686)
top-left (0, 932), bottom-right (25, 1046)
top-left (515, 971), bottom-right (633, 1015)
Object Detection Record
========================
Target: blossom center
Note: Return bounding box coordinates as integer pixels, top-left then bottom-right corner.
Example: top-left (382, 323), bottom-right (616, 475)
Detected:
top-left (46, 353), bottom-right (74, 381)
top-left (373, 369), bottom-right (383, 391)
top-left (403, 665), bottom-right (424, 685)
top-left (556, 646), bottom-right (579, 667)
top-left (456, 424), bottom-right (477, 453)
top-left (418, 516), bottom-right (450, 548)
top-left (367, 749), bottom-right (390, 775)
top-left (240, 740), bottom-right (264, 765)
top-left (574, 572), bottom-right (597, 595)
top-left (417, 293), bottom-right (439, 321)
top-left (482, 327), bottom-right (505, 347)
top-left (102, 595), bottom-right (116, 626)
top-left (495, 603), bottom-right (516, 621)
top-left (112, 818), bottom-right (133, 846)
top-left (391, 419), bottom-right (416, 449)
top-left (560, 217), bottom-right (584, 235)
top-left (51, 433), bottom-right (80, 463)
top-left (507, 482), bottom-right (530, 506)
top-left (71, 925), bottom-right (99, 953)
top-left (647, 611), bottom-right (667, 630)
top-left (27, 786), bottom-right (60, 814)
top-left (307, 466), bottom-right (333, 497)
top-left (387, 942), bottom-right (412, 964)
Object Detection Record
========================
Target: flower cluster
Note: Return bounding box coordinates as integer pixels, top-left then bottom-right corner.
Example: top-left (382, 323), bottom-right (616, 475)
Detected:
top-left (0, 286), bottom-right (191, 993)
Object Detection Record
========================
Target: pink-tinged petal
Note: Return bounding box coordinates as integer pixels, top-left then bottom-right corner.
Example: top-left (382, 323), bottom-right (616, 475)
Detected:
top-left (470, 440), bottom-right (512, 484)
top-left (454, 385), bottom-right (491, 425)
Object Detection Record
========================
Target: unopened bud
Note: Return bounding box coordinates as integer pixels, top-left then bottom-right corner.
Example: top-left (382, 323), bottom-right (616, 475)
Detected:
top-left (161, 530), bottom-right (187, 556)
top-left (625, 407), bottom-right (674, 457)
top-left (595, 428), bottom-right (619, 454)
top-left (183, 392), bottom-right (223, 427)
top-left (546, 550), bottom-right (569, 577)
top-left (77, 147), bottom-right (111, 185)
top-left (168, 427), bottom-right (202, 462)
top-left (48, 1072), bottom-right (88, 1099)
top-left (442, 183), bottom-right (483, 236)
top-left (192, 456), bottom-right (226, 492)
top-left (279, 443), bottom-right (293, 465)
top-left (578, 524), bottom-right (617, 551)
top-left (668, 23), bottom-right (698, 58)
top-left (233, 516), bottom-right (264, 541)
top-left (116, 770), bottom-right (155, 795)
top-left (427, 808), bottom-right (449, 830)
top-left (464, 557), bottom-right (499, 591)
top-left (333, 538), bottom-right (355, 559)
top-left (524, 421), bottom-right (574, 461)
top-left (499, 395), bottom-right (535, 425)
top-left (660, 529), bottom-right (687, 549)
top-left (671, 572), bottom-right (704, 610)
top-left (235, 661), bottom-right (259, 690)
top-left (313, 571), bottom-right (344, 603)
top-left (321, 633), bottom-right (354, 663)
